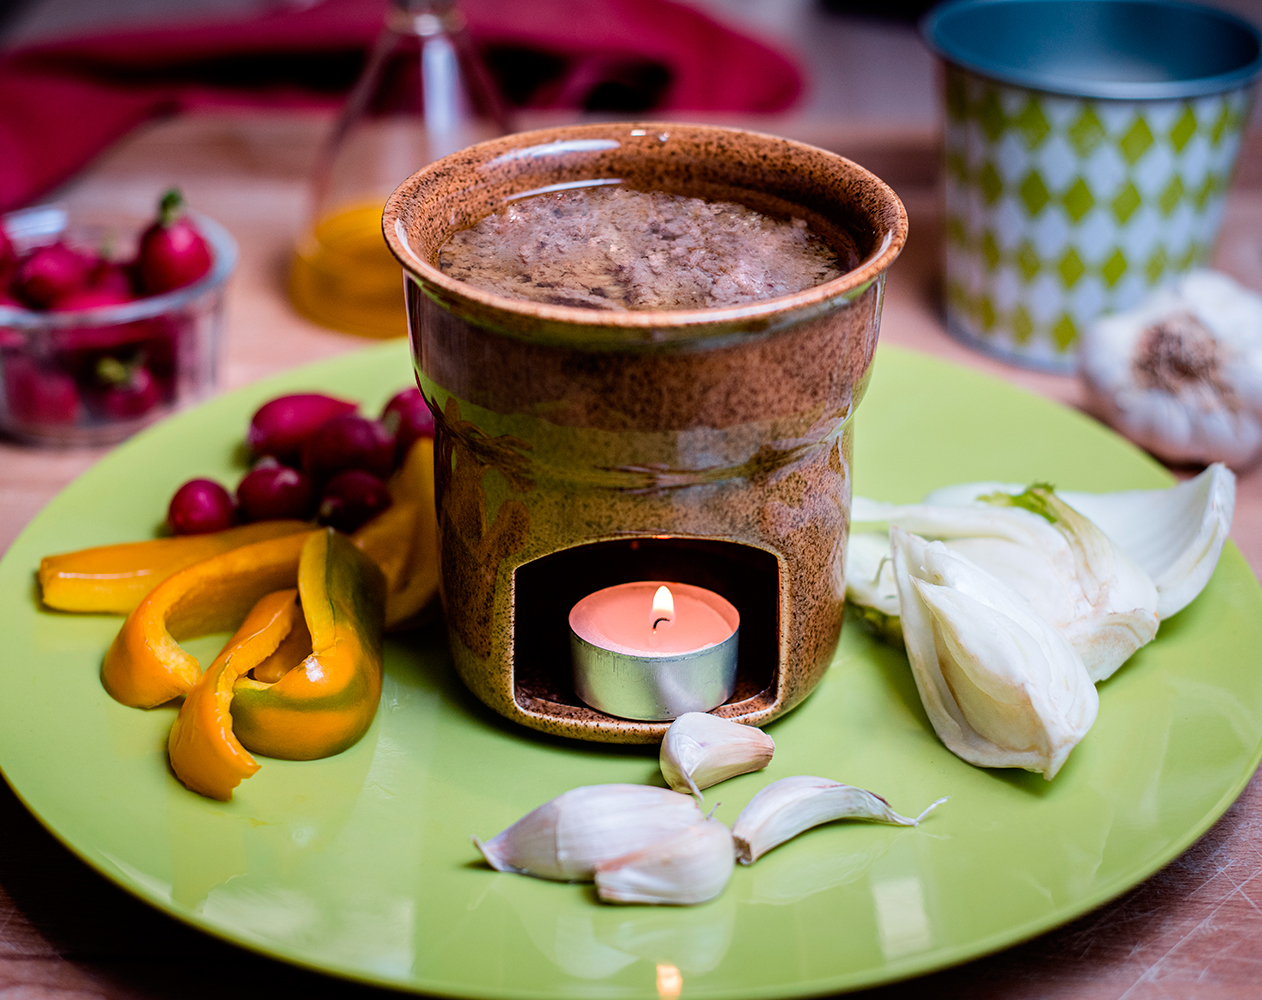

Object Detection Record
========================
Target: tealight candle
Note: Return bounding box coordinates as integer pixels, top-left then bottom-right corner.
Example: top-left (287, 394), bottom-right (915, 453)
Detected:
top-left (569, 580), bottom-right (740, 721)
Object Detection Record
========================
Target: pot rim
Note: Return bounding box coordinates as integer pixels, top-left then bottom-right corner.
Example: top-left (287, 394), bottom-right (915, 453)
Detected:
top-left (921, 0), bottom-right (1262, 101)
top-left (381, 121), bottom-right (908, 339)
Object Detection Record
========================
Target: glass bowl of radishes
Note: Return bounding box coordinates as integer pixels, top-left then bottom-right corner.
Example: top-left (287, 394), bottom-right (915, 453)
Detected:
top-left (0, 190), bottom-right (237, 446)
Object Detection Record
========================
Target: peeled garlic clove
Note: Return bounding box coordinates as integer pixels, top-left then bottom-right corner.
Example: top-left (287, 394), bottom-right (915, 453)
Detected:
top-left (594, 815), bottom-right (734, 905)
top-left (472, 784), bottom-right (703, 882)
top-left (731, 775), bottom-right (945, 865)
top-left (1059, 463), bottom-right (1235, 620)
top-left (659, 712), bottom-right (775, 798)
top-left (1081, 269), bottom-right (1262, 468)
top-left (893, 528), bottom-right (1098, 778)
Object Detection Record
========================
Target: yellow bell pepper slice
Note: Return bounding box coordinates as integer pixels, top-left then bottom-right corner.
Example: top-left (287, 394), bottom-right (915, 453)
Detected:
top-left (166, 588), bottom-right (300, 800)
top-left (39, 520), bottom-right (311, 614)
top-left (101, 530), bottom-right (313, 709)
top-left (231, 528), bottom-right (386, 762)
top-left (353, 436), bottom-right (439, 629)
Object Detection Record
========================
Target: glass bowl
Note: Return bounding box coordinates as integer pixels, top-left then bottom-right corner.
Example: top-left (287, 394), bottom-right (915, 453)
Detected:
top-left (0, 204), bottom-right (238, 446)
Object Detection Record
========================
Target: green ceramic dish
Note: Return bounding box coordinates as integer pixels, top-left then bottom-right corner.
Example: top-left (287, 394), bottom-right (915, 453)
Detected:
top-left (1, 341), bottom-right (1260, 998)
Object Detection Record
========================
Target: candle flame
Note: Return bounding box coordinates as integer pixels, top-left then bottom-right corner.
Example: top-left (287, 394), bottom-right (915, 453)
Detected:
top-left (651, 585), bottom-right (675, 631)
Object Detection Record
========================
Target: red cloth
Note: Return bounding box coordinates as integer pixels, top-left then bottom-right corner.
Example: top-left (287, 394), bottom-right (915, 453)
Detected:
top-left (0, 0), bottom-right (803, 212)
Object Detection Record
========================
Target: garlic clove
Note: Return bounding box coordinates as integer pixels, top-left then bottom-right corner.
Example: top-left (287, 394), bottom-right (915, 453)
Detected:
top-left (659, 712), bottom-right (775, 798)
top-left (1059, 463), bottom-right (1235, 620)
top-left (892, 527), bottom-right (1099, 778)
top-left (731, 775), bottom-right (946, 865)
top-left (473, 784), bottom-right (704, 881)
top-left (594, 815), bottom-right (735, 905)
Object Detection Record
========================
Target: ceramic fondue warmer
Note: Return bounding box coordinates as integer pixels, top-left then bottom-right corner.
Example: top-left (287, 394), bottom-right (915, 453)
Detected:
top-left (383, 123), bottom-right (907, 743)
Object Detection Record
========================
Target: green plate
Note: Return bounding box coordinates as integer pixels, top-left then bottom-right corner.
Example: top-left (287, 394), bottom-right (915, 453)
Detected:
top-left (2, 342), bottom-right (1260, 998)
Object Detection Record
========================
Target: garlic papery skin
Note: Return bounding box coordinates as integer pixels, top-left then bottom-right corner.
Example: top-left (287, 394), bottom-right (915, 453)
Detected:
top-left (921, 467), bottom-right (1235, 622)
top-left (851, 488), bottom-right (1159, 681)
top-left (472, 784), bottom-right (704, 881)
top-left (892, 528), bottom-right (1099, 779)
top-left (1060, 464), bottom-right (1235, 620)
top-left (1080, 269), bottom-right (1262, 468)
top-left (659, 712), bottom-right (775, 798)
top-left (594, 816), bottom-right (735, 905)
top-left (845, 530), bottom-right (900, 619)
top-left (731, 776), bottom-right (946, 865)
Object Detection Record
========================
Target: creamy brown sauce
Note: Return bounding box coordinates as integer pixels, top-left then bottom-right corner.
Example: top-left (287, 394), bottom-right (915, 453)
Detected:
top-left (437, 186), bottom-right (845, 310)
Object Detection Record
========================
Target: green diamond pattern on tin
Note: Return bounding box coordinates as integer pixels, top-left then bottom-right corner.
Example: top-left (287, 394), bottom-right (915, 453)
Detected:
top-left (981, 231), bottom-right (1002, 269)
top-left (1016, 241), bottom-right (1041, 281)
top-left (1058, 248), bottom-right (1086, 288)
top-left (943, 66), bottom-right (1248, 363)
top-left (1119, 117), bottom-right (1154, 164)
top-left (1052, 314), bottom-right (1078, 351)
top-left (1169, 107), bottom-right (1197, 151)
top-left (1068, 107), bottom-right (1106, 157)
top-left (1112, 182), bottom-right (1142, 224)
top-left (980, 162), bottom-right (1005, 204)
top-left (1011, 306), bottom-right (1034, 344)
top-left (978, 89), bottom-right (1007, 141)
top-left (1101, 250), bottom-right (1128, 288)
top-left (1019, 171), bottom-right (1051, 216)
top-left (1062, 178), bottom-right (1094, 222)
top-left (1159, 176), bottom-right (1184, 216)
top-left (1015, 99), bottom-right (1051, 150)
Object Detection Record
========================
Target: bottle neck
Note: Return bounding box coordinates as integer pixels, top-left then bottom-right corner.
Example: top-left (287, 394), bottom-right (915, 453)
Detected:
top-left (388, 0), bottom-right (465, 36)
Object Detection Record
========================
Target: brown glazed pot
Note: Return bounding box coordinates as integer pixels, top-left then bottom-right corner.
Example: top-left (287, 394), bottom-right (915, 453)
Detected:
top-left (383, 122), bottom-right (907, 743)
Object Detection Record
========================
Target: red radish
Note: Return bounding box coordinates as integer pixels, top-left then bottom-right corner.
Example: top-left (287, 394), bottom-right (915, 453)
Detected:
top-left (137, 188), bottom-right (213, 294)
top-left (3, 355), bottom-right (80, 425)
top-left (301, 413), bottom-right (394, 481)
top-left (237, 461), bottom-right (315, 521)
top-left (0, 227), bottom-right (15, 278)
top-left (318, 470), bottom-right (392, 533)
top-left (15, 243), bottom-right (93, 308)
top-left (380, 386), bottom-right (435, 462)
top-left (247, 392), bottom-right (358, 463)
top-left (91, 356), bottom-right (160, 419)
top-left (53, 278), bottom-right (133, 312)
top-left (168, 478), bottom-right (236, 535)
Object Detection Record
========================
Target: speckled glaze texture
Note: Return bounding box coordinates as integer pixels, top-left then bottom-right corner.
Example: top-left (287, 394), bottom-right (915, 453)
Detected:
top-left (383, 123), bottom-right (907, 742)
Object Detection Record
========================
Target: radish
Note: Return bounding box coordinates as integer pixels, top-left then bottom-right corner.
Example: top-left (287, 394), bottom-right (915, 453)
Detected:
top-left (168, 479), bottom-right (236, 535)
top-left (137, 189), bottom-right (213, 294)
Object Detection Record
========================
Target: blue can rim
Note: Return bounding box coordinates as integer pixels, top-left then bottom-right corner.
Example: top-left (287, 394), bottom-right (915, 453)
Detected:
top-left (921, 0), bottom-right (1262, 100)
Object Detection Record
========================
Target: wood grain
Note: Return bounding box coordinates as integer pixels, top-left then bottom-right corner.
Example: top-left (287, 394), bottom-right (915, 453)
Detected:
top-left (1, 111), bottom-right (1260, 999)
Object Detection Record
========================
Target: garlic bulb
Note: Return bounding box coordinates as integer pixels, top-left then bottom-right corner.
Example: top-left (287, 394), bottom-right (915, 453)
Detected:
top-left (1080, 269), bottom-right (1262, 468)
top-left (923, 466), bottom-right (1234, 621)
top-left (892, 528), bottom-right (1099, 778)
top-left (594, 816), bottom-right (735, 905)
top-left (852, 487), bottom-right (1158, 681)
top-left (659, 712), bottom-right (775, 798)
top-left (473, 784), bottom-right (704, 881)
top-left (731, 775), bottom-right (946, 865)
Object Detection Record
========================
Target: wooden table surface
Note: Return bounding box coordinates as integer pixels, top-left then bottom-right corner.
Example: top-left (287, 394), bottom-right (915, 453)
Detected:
top-left (2, 111), bottom-right (1261, 1000)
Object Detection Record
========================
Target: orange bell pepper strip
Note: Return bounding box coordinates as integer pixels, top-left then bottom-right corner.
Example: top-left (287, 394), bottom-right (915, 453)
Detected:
top-left (353, 436), bottom-right (439, 629)
top-left (101, 530), bottom-right (313, 709)
top-left (39, 520), bottom-right (310, 615)
top-left (231, 528), bottom-right (386, 762)
top-left (166, 588), bottom-right (301, 800)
